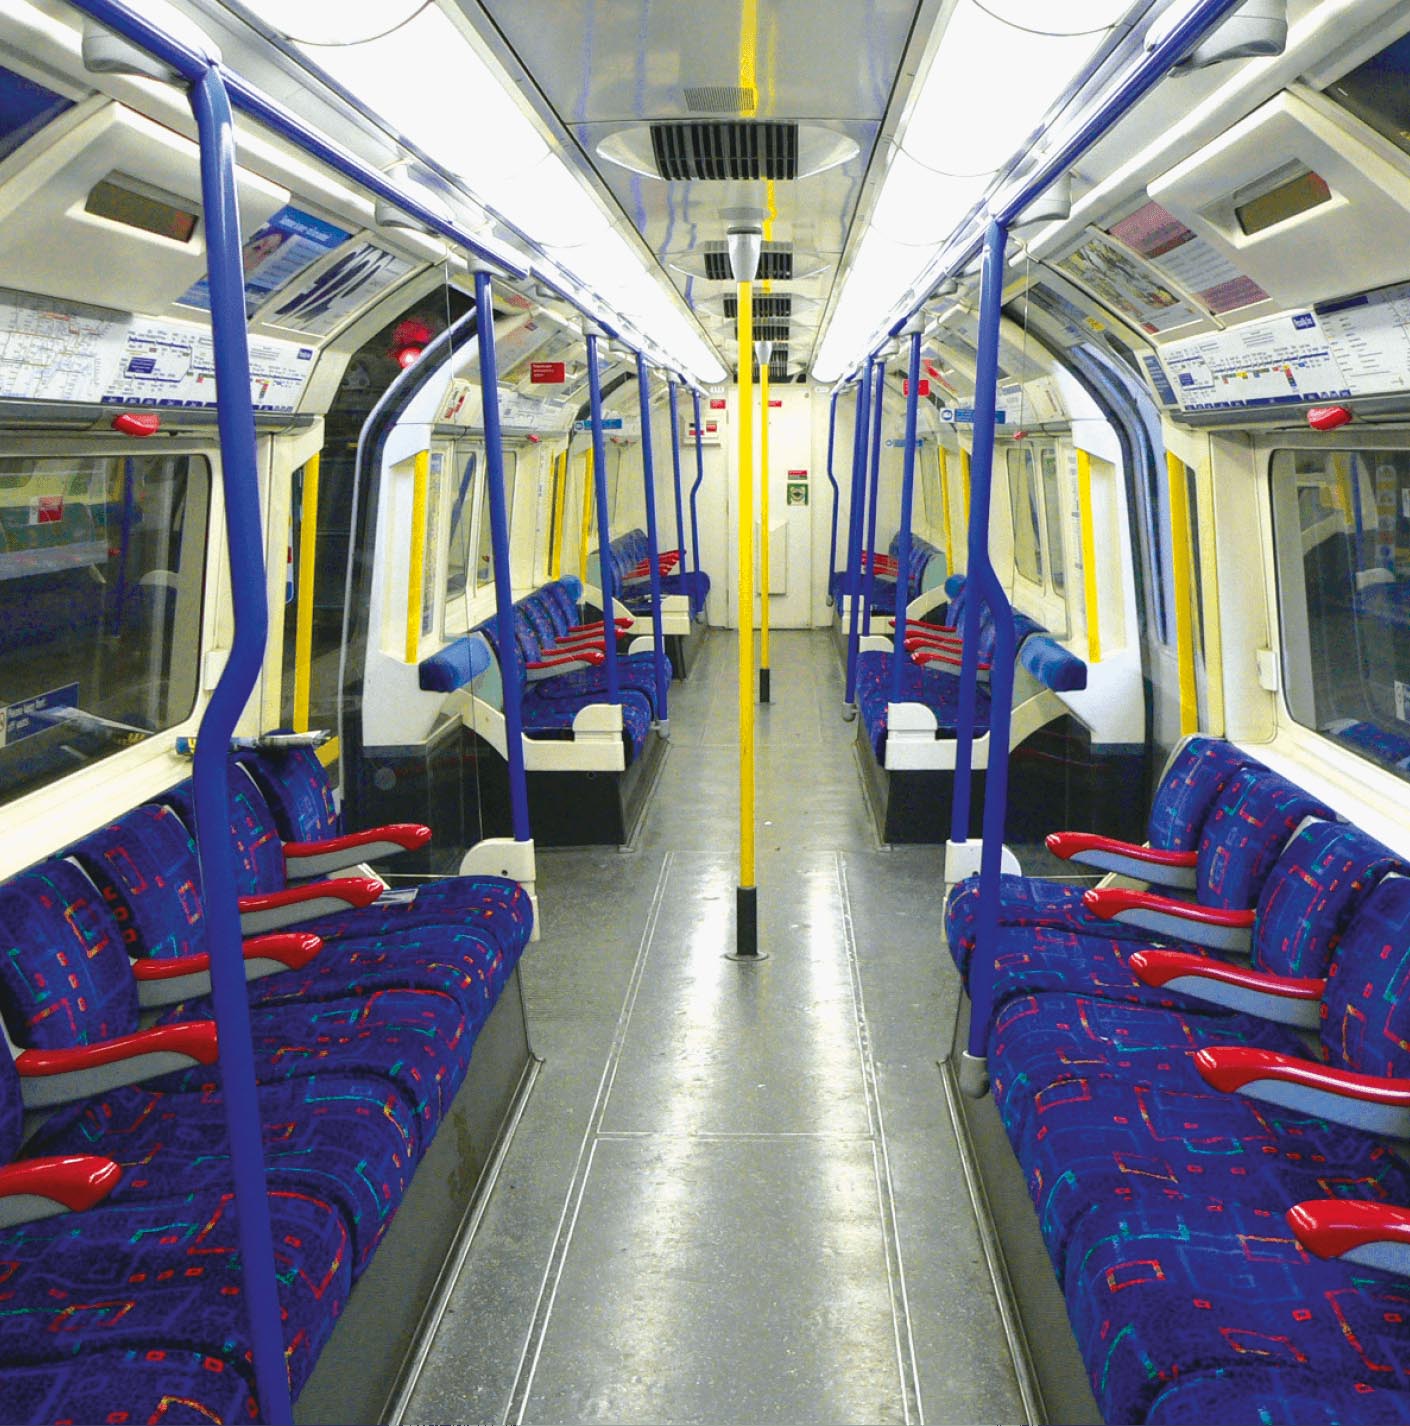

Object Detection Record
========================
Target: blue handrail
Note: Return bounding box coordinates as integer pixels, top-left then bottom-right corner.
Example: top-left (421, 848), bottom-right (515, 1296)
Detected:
top-left (860, 358), bottom-right (886, 629)
top-left (824, 389), bottom-right (841, 604)
top-left (667, 377), bottom-right (688, 578)
top-left (585, 332), bottom-right (621, 705)
top-left (635, 351), bottom-right (670, 725)
top-left (889, 328), bottom-right (923, 704)
top-left (843, 362), bottom-right (872, 708)
top-left (688, 388), bottom-right (706, 595)
top-left (191, 61), bottom-right (293, 1426)
top-left (475, 268), bottom-right (531, 841)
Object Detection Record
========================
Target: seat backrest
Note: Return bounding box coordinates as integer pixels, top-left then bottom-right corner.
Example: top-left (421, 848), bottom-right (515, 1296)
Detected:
top-left (0, 860), bottom-right (139, 1049)
top-left (68, 804), bottom-right (206, 960)
top-left (520, 592), bottom-right (559, 652)
top-left (512, 604), bottom-right (543, 664)
top-left (0, 1047), bottom-right (21, 1163)
top-left (1194, 768), bottom-right (1334, 909)
top-left (1252, 820), bottom-right (1405, 979)
top-left (234, 744), bottom-right (341, 843)
top-left (1320, 873), bottom-right (1410, 1076)
top-left (159, 766), bottom-right (286, 897)
top-left (542, 581), bottom-right (578, 636)
top-left (1146, 736), bottom-right (1266, 850)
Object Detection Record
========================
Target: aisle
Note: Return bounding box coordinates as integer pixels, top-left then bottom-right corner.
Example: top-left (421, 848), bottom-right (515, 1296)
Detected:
top-left (404, 630), bottom-right (1023, 1426)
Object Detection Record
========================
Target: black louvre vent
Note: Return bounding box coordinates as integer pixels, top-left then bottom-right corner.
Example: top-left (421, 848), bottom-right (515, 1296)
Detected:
top-left (702, 245), bottom-right (794, 281)
top-left (737, 321), bottom-right (790, 343)
top-left (748, 345), bottom-right (789, 378)
top-left (649, 122), bottom-right (799, 181)
top-left (724, 295), bottom-right (792, 319)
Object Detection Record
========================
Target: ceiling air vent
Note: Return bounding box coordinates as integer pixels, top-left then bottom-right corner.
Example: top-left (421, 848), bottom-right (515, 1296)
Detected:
top-left (748, 345), bottom-right (789, 378)
top-left (737, 321), bottom-right (790, 343)
top-left (683, 85), bottom-right (757, 114)
top-left (703, 243), bottom-right (793, 282)
top-left (649, 122), bottom-right (798, 181)
top-left (724, 295), bottom-right (792, 319)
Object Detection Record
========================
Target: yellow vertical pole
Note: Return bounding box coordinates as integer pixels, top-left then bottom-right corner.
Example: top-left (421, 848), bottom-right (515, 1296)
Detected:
top-left (578, 448), bottom-right (595, 586)
top-left (736, 277), bottom-right (757, 954)
top-left (961, 447), bottom-right (972, 528)
top-left (292, 453), bottom-right (320, 732)
top-left (758, 356), bottom-right (771, 701)
top-left (405, 449), bottom-right (429, 664)
top-left (1167, 451), bottom-right (1199, 736)
top-left (550, 449), bottom-right (568, 579)
top-left (938, 445), bottom-right (954, 582)
top-left (1076, 448), bottom-right (1101, 663)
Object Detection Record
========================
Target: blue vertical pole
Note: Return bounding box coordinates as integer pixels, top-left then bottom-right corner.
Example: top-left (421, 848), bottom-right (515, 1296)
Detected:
top-left (824, 389), bottom-right (841, 604)
top-left (843, 363), bottom-right (873, 709)
top-left (585, 332), bottom-right (621, 705)
top-left (475, 268), bottom-right (532, 842)
top-left (890, 327), bottom-right (923, 703)
top-left (958, 219), bottom-right (1018, 1093)
top-left (667, 378), bottom-right (688, 575)
top-left (635, 352), bottom-right (670, 725)
top-left (188, 64), bottom-right (294, 1426)
top-left (860, 358), bottom-right (886, 631)
top-left (689, 388), bottom-right (706, 594)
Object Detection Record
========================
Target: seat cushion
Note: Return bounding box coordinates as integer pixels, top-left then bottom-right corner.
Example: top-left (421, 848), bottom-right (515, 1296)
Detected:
top-left (856, 650), bottom-right (991, 760)
top-left (0, 860), bottom-right (139, 1048)
top-left (1144, 1365), bottom-right (1410, 1425)
top-left (1062, 1192), bottom-right (1410, 1426)
top-left (521, 684), bottom-right (652, 758)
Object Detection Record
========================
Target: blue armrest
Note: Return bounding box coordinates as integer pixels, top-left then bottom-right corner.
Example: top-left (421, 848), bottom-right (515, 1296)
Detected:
top-left (419, 636), bottom-right (492, 692)
top-left (1019, 635), bottom-right (1087, 692)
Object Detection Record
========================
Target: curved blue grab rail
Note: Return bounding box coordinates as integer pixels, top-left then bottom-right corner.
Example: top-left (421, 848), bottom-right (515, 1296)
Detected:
top-left (474, 268), bottom-right (532, 841)
top-left (860, 357), bottom-right (886, 630)
top-left (667, 377), bottom-right (688, 582)
top-left (824, 389), bottom-right (841, 603)
top-left (584, 331), bottom-right (621, 705)
top-left (689, 388), bottom-right (706, 590)
top-left (889, 327), bottom-right (923, 704)
top-left (635, 351), bottom-right (670, 724)
top-left (843, 362), bottom-right (873, 707)
top-left (196, 61), bottom-right (295, 1426)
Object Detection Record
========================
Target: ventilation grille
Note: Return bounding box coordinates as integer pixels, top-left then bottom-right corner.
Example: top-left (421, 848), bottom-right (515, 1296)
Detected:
top-left (724, 295), bottom-right (791, 319)
top-left (703, 244), bottom-right (794, 282)
top-left (649, 122), bottom-right (799, 181)
top-left (749, 345), bottom-right (790, 378)
top-left (683, 84), bottom-right (757, 114)
top-left (737, 321), bottom-right (790, 343)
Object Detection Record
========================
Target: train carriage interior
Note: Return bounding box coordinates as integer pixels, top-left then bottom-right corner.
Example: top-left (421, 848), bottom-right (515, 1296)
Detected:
top-left (14, 0), bottom-right (1410, 1423)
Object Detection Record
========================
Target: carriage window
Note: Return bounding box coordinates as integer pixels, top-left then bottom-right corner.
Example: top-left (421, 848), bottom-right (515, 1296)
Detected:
top-left (1270, 448), bottom-right (1410, 780)
top-left (446, 449), bottom-right (478, 602)
top-left (1040, 447), bottom-right (1065, 592)
top-left (474, 451), bottom-right (517, 593)
top-left (0, 454), bottom-right (207, 807)
top-left (1006, 447), bottom-right (1043, 584)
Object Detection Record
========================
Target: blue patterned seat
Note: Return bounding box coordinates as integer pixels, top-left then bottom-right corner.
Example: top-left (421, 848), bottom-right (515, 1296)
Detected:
top-left (855, 649), bottom-right (992, 759)
top-left (946, 736), bottom-right (1268, 973)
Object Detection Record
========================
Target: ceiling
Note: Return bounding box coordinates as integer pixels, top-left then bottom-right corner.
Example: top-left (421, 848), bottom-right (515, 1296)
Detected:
top-left (459, 0), bottom-right (925, 378)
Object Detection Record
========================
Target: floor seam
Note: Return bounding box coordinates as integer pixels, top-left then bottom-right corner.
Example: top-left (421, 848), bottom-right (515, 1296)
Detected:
top-left (501, 852), bottom-right (675, 1426)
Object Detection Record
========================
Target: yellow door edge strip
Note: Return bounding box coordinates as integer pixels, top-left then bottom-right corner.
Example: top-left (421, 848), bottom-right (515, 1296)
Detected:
top-left (293, 452), bottom-right (320, 732)
top-left (759, 357), bottom-right (770, 674)
top-left (550, 449), bottom-right (568, 579)
top-left (578, 448), bottom-right (594, 586)
top-left (939, 445), bottom-right (954, 582)
top-left (405, 449), bottom-right (429, 665)
top-left (1195, 455), bottom-right (1225, 736)
top-left (1076, 449), bottom-right (1101, 664)
top-left (1166, 451), bottom-right (1198, 737)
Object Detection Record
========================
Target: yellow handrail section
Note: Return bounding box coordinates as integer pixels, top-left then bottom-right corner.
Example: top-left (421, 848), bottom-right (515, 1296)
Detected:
top-left (292, 452), bottom-right (319, 732)
top-left (938, 445), bottom-right (954, 583)
top-left (961, 447), bottom-right (972, 530)
top-left (759, 356), bottom-right (770, 695)
top-left (1076, 448), bottom-right (1101, 663)
top-left (578, 448), bottom-right (594, 586)
top-left (1167, 450), bottom-right (1199, 736)
top-left (405, 448), bottom-right (429, 664)
top-left (737, 278), bottom-right (756, 899)
top-left (549, 448), bottom-right (568, 579)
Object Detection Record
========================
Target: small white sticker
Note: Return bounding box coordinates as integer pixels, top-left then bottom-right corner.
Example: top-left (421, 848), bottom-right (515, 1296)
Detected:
top-left (1396, 680), bottom-right (1410, 723)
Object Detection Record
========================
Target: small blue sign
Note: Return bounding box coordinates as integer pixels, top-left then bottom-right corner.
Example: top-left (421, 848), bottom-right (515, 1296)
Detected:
top-left (0, 682), bottom-right (79, 747)
top-left (573, 417), bottom-right (624, 431)
top-left (938, 407), bottom-right (1007, 425)
top-left (1293, 313), bottom-right (1316, 330)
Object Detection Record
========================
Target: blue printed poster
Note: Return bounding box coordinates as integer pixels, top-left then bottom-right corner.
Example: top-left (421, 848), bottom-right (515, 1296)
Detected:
top-left (178, 205), bottom-right (350, 317)
top-left (0, 682), bottom-right (79, 747)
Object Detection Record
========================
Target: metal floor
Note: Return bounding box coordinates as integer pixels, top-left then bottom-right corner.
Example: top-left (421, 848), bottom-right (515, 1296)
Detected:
top-left (404, 629), bottom-right (1024, 1426)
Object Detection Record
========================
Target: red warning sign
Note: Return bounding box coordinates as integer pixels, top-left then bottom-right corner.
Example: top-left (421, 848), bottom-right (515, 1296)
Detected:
top-left (710, 398), bottom-right (727, 409)
top-left (29, 496), bottom-right (63, 526)
top-left (768, 399), bottom-right (782, 408)
top-left (902, 378), bottom-right (931, 397)
top-left (530, 361), bottom-right (566, 383)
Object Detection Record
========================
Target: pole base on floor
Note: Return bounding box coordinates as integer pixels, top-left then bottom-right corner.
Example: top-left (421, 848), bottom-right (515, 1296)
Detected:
top-left (842, 702), bottom-right (857, 723)
top-left (759, 668), bottom-right (771, 703)
top-left (727, 884), bottom-right (767, 960)
top-left (958, 1051), bottom-right (990, 1100)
